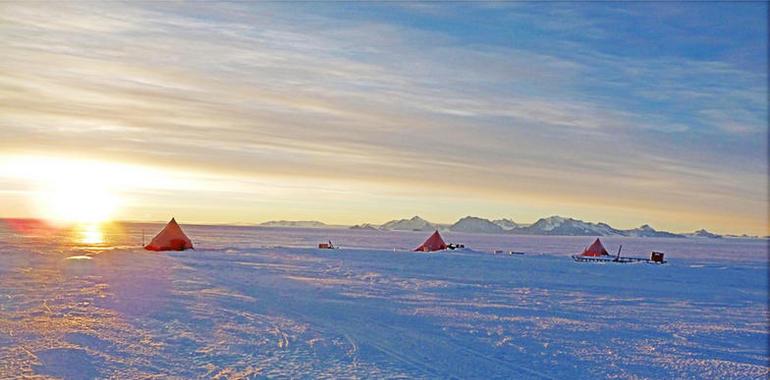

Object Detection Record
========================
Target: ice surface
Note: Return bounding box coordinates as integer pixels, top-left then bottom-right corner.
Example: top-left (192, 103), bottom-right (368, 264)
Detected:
top-left (0, 222), bottom-right (767, 379)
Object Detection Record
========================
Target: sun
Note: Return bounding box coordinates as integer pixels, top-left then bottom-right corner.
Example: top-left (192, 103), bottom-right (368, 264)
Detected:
top-left (38, 181), bottom-right (118, 224)
top-left (4, 156), bottom-right (123, 225)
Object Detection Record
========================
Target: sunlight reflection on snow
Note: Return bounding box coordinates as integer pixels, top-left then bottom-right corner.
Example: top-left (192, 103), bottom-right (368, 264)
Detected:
top-left (65, 255), bottom-right (92, 260)
top-left (79, 224), bottom-right (103, 245)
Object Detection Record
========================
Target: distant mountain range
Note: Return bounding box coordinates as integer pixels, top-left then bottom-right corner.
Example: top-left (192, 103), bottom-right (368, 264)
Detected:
top-left (492, 218), bottom-right (520, 231)
top-left (348, 223), bottom-right (380, 231)
top-left (347, 215), bottom-right (731, 239)
top-left (450, 216), bottom-right (504, 234)
top-left (258, 216), bottom-right (752, 239)
top-left (259, 220), bottom-right (329, 228)
top-left (379, 216), bottom-right (439, 231)
top-left (686, 229), bottom-right (723, 239)
top-left (624, 224), bottom-right (684, 238)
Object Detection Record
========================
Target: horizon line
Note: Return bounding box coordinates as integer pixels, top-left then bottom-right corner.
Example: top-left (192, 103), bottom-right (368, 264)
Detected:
top-left (1, 215), bottom-right (764, 237)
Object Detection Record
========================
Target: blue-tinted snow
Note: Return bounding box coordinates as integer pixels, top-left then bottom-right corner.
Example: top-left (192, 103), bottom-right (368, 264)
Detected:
top-left (0, 223), bottom-right (767, 379)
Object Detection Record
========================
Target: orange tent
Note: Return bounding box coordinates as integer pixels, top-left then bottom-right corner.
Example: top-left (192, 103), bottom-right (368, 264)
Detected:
top-left (580, 238), bottom-right (609, 257)
top-left (145, 218), bottom-right (194, 251)
top-left (414, 230), bottom-right (447, 252)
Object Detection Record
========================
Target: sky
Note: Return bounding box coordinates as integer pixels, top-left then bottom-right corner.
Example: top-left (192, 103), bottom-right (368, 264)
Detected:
top-left (0, 2), bottom-right (767, 235)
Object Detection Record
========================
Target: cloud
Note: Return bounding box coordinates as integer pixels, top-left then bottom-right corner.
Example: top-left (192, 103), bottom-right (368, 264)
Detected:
top-left (698, 109), bottom-right (766, 134)
top-left (0, 1), bottom-right (766, 233)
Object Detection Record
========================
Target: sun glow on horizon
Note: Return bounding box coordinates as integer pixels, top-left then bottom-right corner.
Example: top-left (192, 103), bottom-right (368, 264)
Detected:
top-left (79, 223), bottom-right (105, 245)
top-left (2, 155), bottom-right (122, 225)
top-left (38, 182), bottom-right (118, 224)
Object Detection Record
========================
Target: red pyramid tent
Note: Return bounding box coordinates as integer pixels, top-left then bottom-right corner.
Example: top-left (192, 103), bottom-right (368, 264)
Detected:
top-left (145, 218), bottom-right (194, 251)
top-left (580, 238), bottom-right (609, 257)
top-left (414, 230), bottom-right (447, 252)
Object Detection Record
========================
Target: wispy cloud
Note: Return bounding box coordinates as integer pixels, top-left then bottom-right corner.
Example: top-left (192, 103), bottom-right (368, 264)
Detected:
top-left (0, 1), bottom-right (765, 233)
